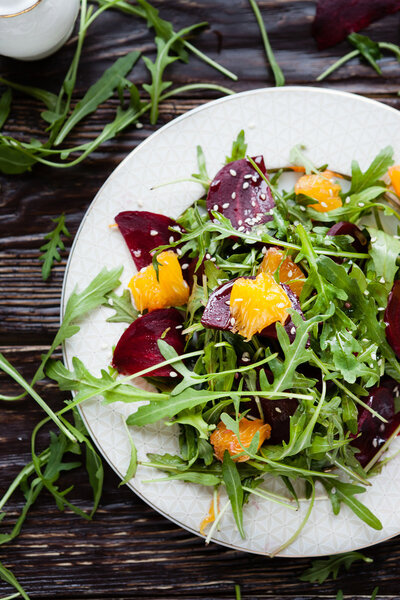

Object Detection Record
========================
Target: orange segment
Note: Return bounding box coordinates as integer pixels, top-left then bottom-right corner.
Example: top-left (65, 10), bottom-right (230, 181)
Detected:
top-left (258, 247), bottom-right (306, 297)
top-left (128, 250), bottom-right (189, 313)
top-left (295, 170), bottom-right (342, 212)
top-left (200, 493), bottom-right (220, 534)
top-left (388, 165), bottom-right (400, 196)
top-left (210, 417), bottom-right (271, 462)
top-left (229, 272), bottom-right (291, 340)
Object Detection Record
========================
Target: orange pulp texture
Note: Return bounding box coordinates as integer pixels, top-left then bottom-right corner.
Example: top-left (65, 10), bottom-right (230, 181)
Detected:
top-left (388, 165), bottom-right (400, 196)
top-left (128, 250), bottom-right (189, 313)
top-left (229, 271), bottom-right (291, 340)
top-left (210, 417), bottom-right (271, 462)
top-left (258, 247), bottom-right (305, 297)
top-left (295, 170), bottom-right (342, 213)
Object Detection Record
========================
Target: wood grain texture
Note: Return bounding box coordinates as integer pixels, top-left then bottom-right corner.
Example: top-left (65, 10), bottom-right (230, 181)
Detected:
top-left (2, 1), bottom-right (400, 598)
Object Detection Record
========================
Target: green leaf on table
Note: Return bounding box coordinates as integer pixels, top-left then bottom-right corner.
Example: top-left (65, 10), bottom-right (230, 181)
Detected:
top-left (300, 551), bottom-right (373, 584)
top-left (0, 140), bottom-right (38, 174)
top-left (39, 214), bottom-right (71, 281)
top-left (368, 227), bottom-right (400, 288)
top-left (102, 289), bottom-right (138, 323)
top-left (225, 130), bottom-right (248, 163)
top-left (54, 51), bottom-right (141, 145)
top-left (0, 88), bottom-right (12, 131)
top-left (348, 33), bottom-right (382, 75)
top-left (222, 450), bottom-right (245, 538)
top-left (143, 23), bottom-right (206, 124)
top-left (0, 76), bottom-right (59, 111)
top-left (349, 146), bottom-right (393, 194)
top-left (0, 560), bottom-right (30, 600)
top-left (248, 0), bottom-right (285, 86)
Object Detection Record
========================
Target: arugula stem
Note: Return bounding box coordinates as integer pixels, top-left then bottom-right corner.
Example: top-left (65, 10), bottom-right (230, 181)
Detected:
top-left (364, 421), bottom-right (400, 473)
top-left (316, 50), bottom-right (360, 82)
top-left (205, 499), bottom-right (230, 544)
top-left (248, 0), bottom-right (285, 86)
top-left (0, 354), bottom-right (76, 442)
top-left (242, 485), bottom-right (297, 510)
top-left (378, 42), bottom-right (400, 61)
top-left (270, 480), bottom-right (315, 556)
top-left (325, 452), bottom-right (371, 486)
top-left (183, 41), bottom-right (238, 81)
top-left (0, 450), bottom-right (50, 511)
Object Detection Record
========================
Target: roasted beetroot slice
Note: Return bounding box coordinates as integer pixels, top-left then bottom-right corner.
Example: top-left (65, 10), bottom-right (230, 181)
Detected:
top-left (351, 385), bottom-right (400, 467)
top-left (201, 279), bottom-right (237, 330)
top-left (201, 279), bottom-right (303, 342)
top-left (327, 221), bottom-right (368, 254)
top-left (206, 156), bottom-right (274, 232)
top-left (112, 308), bottom-right (185, 377)
top-left (115, 211), bottom-right (183, 270)
top-left (385, 280), bottom-right (400, 358)
top-left (256, 397), bottom-right (298, 444)
top-left (312, 0), bottom-right (400, 50)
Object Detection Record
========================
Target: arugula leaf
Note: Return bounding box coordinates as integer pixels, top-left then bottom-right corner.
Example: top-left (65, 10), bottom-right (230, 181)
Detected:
top-left (39, 214), bottom-right (71, 281)
top-left (248, 0), bottom-right (284, 86)
top-left (322, 479), bottom-right (382, 530)
top-left (0, 140), bottom-right (37, 174)
top-left (225, 130), bottom-right (248, 163)
top-left (348, 33), bottom-right (382, 75)
top-left (143, 22), bottom-right (207, 124)
top-left (102, 289), bottom-right (138, 323)
top-left (0, 88), bottom-right (12, 131)
top-left (191, 145), bottom-right (211, 190)
top-left (0, 76), bottom-right (58, 111)
top-left (222, 451), bottom-right (245, 538)
top-left (300, 551), bottom-right (373, 584)
top-left (368, 227), bottom-right (400, 288)
top-left (349, 146), bottom-right (393, 195)
top-left (289, 144), bottom-right (319, 174)
top-left (54, 51), bottom-right (141, 145)
top-left (0, 561), bottom-right (30, 600)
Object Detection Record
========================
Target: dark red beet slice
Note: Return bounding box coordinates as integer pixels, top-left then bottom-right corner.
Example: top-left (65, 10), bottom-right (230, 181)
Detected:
top-left (385, 280), bottom-right (400, 359)
top-left (201, 278), bottom-right (302, 342)
top-left (351, 384), bottom-right (400, 467)
top-left (327, 221), bottom-right (368, 254)
top-left (115, 211), bottom-right (183, 271)
top-left (112, 308), bottom-right (185, 377)
top-left (206, 156), bottom-right (274, 232)
top-left (312, 0), bottom-right (400, 50)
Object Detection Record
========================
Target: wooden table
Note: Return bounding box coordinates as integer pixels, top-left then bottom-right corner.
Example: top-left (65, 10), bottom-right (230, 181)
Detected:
top-left (2, 2), bottom-right (400, 598)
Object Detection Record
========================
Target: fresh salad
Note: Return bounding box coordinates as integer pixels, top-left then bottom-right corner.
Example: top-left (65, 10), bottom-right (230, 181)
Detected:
top-left (53, 131), bottom-right (400, 550)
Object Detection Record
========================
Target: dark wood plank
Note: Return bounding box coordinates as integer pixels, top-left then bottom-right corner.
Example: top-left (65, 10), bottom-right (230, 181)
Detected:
top-left (2, 1), bottom-right (400, 598)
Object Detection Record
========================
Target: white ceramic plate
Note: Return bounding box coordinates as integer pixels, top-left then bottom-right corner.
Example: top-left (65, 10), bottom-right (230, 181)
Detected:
top-left (62, 87), bottom-right (400, 557)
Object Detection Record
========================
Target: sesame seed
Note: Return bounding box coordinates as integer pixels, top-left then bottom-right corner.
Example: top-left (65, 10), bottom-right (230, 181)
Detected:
top-left (242, 352), bottom-right (250, 362)
top-left (243, 182), bottom-right (250, 190)
top-left (377, 307), bottom-right (385, 311)
top-left (140, 267), bottom-right (147, 273)
top-left (238, 226), bottom-right (245, 232)
top-left (321, 201), bottom-right (328, 208)
top-left (133, 250), bottom-right (141, 257)
top-left (251, 200), bottom-right (256, 207)
top-left (277, 302), bottom-right (285, 308)
top-left (371, 237), bottom-right (377, 243)
top-left (176, 248), bottom-right (182, 256)
top-left (170, 371), bottom-right (178, 378)
top-left (137, 200), bottom-right (143, 207)
top-left (329, 189), bottom-right (333, 197)
top-left (372, 438), bottom-right (378, 448)
top-left (230, 317), bottom-right (236, 326)
top-left (225, 300), bottom-right (231, 306)
top-left (255, 156), bottom-right (262, 163)
top-left (181, 263), bottom-right (189, 270)
top-left (223, 202), bottom-right (230, 208)
top-left (262, 246), bottom-right (267, 254)
top-left (136, 122), bottom-right (143, 129)
top-left (275, 407), bottom-right (282, 413)
top-left (213, 204), bottom-right (219, 211)
top-left (269, 209), bottom-right (274, 215)
top-left (300, 206), bottom-right (306, 211)
top-left (379, 424), bottom-right (385, 433)
top-left (169, 236), bottom-right (175, 244)
top-left (290, 327), bottom-right (296, 335)
top-left (150, 229), bottom-right (158, 236)
top-left (175, 325), bottom-right (183, 329)
top-left (358, 202), bottom-right (365, 207)
top-left (345, 197), bottom-right (351, 204)
top-left (288, 270), bottom-right (293, 278)
top-left (211, 257), bottom-right (216, 262)
top-left (244, 174), bottom-right (252, 179)
top-left (230, 169), bottom-right (237, 176)
top-left (252, 176), bottom-right (258, 183)
top-left (205, 253), bottom-right (211, 259)
top-left (235, 298), bottom-right (243, 302)
top-left (371, 352), bottom-right (377, 361)
top-left (231, 192), bottom-right (236, 200)
top-left (260, 193), bottom-right (266, 200)
top-left (363, 290), bottom-right (370, 296)
top-left (379, 276), bottom-right (385, 284)
top-left (238, 220), bottom-right (243, 226)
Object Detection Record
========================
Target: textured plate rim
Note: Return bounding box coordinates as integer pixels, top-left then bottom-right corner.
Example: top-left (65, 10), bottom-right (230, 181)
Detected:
top-left (61, 86), bottom-right (400, 557)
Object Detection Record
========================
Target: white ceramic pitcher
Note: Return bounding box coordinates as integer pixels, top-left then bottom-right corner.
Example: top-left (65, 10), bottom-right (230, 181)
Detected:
top-left (0, 0), bottom-right (80, 61)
